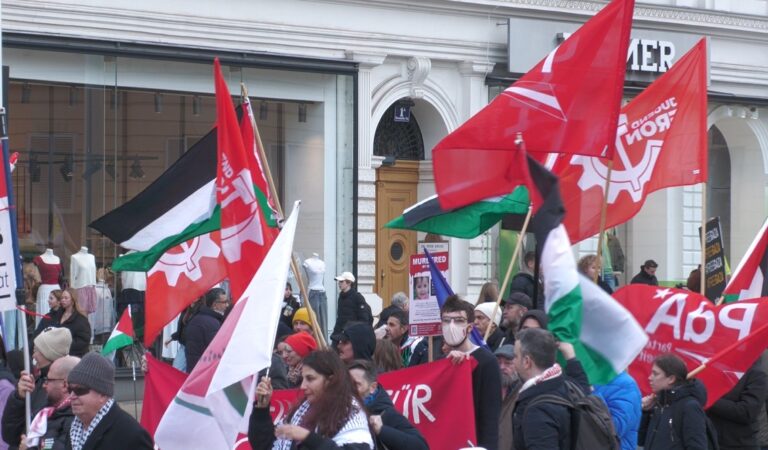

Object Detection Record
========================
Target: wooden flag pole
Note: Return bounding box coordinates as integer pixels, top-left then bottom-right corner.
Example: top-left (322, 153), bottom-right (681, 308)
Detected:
top-left (595, 160), bottom-right (614, 284)
top-left (485, 206), bottom-right (533, 342)
top-left (241, 85), bottom-right (327, 349)
top-left (701, 182), bottom-right (707, 296)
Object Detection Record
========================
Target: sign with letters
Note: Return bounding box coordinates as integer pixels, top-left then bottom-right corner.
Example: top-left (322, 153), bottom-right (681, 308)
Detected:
top-left (700, 217), bottom-right (727, 301)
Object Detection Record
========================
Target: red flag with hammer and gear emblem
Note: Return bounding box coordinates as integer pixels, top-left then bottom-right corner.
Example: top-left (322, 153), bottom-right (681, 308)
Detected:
top-left (215, 58), bottom-right (278, 300)
top-left (553, 39), bottom-right (708, 244)
top-left (432, 0), bottom-right (635, 210)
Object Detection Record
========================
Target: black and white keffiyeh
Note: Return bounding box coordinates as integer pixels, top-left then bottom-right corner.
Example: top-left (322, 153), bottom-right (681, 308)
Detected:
top-left (69, 399), bottom-right (114, 450)
top-left (272, 398), bottom-right (372, 450)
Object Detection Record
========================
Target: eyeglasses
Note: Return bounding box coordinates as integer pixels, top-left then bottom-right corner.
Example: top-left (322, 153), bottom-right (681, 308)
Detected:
top-left (42, 377), bottom-right (65, 384)
top-left (441, 316), bottom-right (468, 325)
top-left (67, 386), bottom-right (91, 396)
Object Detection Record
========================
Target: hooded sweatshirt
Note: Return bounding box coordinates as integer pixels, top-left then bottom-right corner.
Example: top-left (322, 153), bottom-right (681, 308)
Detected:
top-left (344, 323), bottom-right (376, 361)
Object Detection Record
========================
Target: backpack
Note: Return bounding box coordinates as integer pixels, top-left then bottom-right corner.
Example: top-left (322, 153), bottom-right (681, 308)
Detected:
top-left (525, 379), bottom-right (620, 450)
top-left (672, 403), bottom-right (720, 450)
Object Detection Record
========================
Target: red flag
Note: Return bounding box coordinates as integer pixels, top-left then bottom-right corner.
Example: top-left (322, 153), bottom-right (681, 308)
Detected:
top-left (214, 59), bottom-right (276, 299)
top-left (433, 0), bottom-right (634, 210)
top-left (614, 284), bottom-right (768, 407)
top-left (141, 353), bottom-right (188, 437)
top-left (555, 39), bottom-right (708, 243)
top-left (271, 359), bottom-right (476, 449)
top-left (723, 216), bottom-right (768, 302)
top-left (144, 231), bottom-right (227, 346)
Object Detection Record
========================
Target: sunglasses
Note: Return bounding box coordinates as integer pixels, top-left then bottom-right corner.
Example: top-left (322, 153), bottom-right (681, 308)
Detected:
top-left (67, 386), bottom-right (91, 396)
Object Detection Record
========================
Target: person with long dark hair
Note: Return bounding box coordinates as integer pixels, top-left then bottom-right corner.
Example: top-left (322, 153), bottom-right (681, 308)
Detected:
top-left (639, 353), bottom-right (709, 449)
top-left (248, 350), bottom-right (373, 450)
top-left (57, 288), bottom-right (91, 357)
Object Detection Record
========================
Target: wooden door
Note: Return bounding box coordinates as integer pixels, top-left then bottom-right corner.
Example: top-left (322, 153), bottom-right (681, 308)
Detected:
top-left (375, 162), bottom-right (419, 307)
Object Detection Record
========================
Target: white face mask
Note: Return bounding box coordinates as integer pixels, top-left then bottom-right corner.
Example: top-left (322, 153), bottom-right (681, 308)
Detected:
top-left (442, 322), bottom-right (468, 347)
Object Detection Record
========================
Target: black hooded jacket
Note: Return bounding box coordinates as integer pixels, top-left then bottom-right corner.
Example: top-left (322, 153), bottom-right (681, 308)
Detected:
top-left (639, 379), bottom-right (709, 450)
top-left (184, 306), bottom-right (224, 372)
top-left (344, 323), bottom-right (376, 361)
top-left (519, 310), bottom-right (549, 331)
top-left (365, 387), bottom-right (428, 450)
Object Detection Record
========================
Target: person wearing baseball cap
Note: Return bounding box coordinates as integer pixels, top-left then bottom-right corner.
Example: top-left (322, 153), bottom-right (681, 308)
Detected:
top-left (66, 353), bottom-right (153, 449)
top-left (331, 271), bottom-right (372, 340)
top-left (1, 327), bottom-right (73, 450)
top-left (474, 303), bottom-right (505, 351)
top-left (494, 344), bottom-right (521, 450)
top-left (501, 291), bottom-right (532, 344)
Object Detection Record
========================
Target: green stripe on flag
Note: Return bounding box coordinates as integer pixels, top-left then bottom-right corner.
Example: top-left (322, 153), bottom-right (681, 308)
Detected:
top-left (547, 286), bottom-right (583, 344)
top-left (175, 396), bottom-right (214, 416)
top-left (223, 382), bottom-right (249, 415)
top-left (101, 334), bottom-right (134, 356)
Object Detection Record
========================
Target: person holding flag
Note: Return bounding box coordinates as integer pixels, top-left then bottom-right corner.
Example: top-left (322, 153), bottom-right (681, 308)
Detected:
top-left (249, 350), bottom-right (373, 450)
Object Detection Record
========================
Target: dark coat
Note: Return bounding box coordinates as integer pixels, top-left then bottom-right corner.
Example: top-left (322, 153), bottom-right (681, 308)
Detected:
top-left (184, 306), bottom-right (224, 372)
top-left (630, 268), bottom-right (659, 286)
top-left (513, 374), bottom-right (573, 450)
top-left (332, 289), bottom-right (372, 336)
top-left (34, 308), bottom-right (63, 338)
top-left (486, 328), bottom-right (507, 351)
top-left (64, 402), bottom-right (153, 450)
top-left (471, 347), bottom-right (502, 450)
top-left (708, 359), bottom-right (768, 450)
top-left (366, 387), bottom-right (428, 450)
top-left (408, 336), bottom-right (443, 367)
top-left (59, 312), bottom-right (91, 357)
top-left (2, 367), bottom-right (50, 450)
top-left (27, 404), bottom-right (74, 450)
top-left (639, 379), bottom-right (709, 450)
top-left (345, 323), bottom-right (376, 361)
top-left (510, 273), bottom-right (536, 301)
top-left (248, 407), bottom-right (372, 450)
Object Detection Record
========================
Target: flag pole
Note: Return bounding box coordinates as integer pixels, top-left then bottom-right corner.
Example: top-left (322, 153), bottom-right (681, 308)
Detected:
top-left (240, 85), bottom-right (327, 349)
top-left (595, 160), bottom-right (614, 284)
top-left (688, 320), bottom-right (768, 379)
top-left (701, 183), bottom-right (707, 296)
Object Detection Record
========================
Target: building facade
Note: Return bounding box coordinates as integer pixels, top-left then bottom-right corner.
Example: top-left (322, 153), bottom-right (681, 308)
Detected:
top-left (2, 0), bottom-right (767, 336)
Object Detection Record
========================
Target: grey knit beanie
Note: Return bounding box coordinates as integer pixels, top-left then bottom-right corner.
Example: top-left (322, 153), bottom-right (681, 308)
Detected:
top-left (33, 327), bottom-right (72, 362)
top-left (67, 353), bottom-right (115, 397)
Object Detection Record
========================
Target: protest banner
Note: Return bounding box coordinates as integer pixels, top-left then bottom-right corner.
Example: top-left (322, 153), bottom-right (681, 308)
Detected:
top-left (409, 251), bottom-right (448, 336)
top-left (700, 217), bottom-right (727, 301)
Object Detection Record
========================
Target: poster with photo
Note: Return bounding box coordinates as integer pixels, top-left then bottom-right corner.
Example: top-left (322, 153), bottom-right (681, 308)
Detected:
top-left (408, 251), bottom-right (449, 336)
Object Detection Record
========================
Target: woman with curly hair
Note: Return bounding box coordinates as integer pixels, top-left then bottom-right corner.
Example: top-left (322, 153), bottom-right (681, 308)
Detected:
top-left (249, 350), bottom-right (373, 450)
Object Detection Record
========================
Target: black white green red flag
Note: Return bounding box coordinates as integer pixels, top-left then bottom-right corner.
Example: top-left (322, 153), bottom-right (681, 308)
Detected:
top-left (723, 216), bottom-right (768, 302)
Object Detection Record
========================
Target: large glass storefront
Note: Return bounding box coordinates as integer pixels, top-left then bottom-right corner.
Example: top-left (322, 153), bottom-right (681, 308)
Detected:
top-left (3, 46), bottom-right (355, 345)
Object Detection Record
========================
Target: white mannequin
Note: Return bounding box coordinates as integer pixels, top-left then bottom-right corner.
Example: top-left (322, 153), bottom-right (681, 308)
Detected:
top-left (70, 246), bottom-right (97, 289)
top-left (39, 248), bottom-right (60, 265)
top-left (303, 253), bottom-right (326, 291)
top-left (120, 253), bottom-right (147, 291)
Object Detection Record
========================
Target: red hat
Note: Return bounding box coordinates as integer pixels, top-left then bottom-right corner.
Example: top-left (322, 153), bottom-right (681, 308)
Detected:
top-left (284, 332), bottom-right (317, 358)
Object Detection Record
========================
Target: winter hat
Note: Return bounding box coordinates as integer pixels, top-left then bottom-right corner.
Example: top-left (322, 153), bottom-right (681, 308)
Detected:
top-left (67, 353), bottom-right (115, 397)
top-left (33, 327), bottom-right (72, 362)
top-left (474, 303), bottom-right (502, 327)
top-left (284, 332), bottom-right (318, 358)
top-left (519, 309), bottom-right (549, 331)
top-left (292, 308), bottom-right (311, 327)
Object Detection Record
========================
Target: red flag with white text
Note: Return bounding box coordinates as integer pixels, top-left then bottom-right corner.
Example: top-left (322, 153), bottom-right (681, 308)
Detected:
top-left (554, 39), bottom-right (708, 244)
top-left (144, 231), bottom-right (227, 346)
top-left (215, 58), bottom-right (277, 299)
top-left (614, 284), bottom-right (768, 408)
top-left (433, 0), bottom-right (634, 210)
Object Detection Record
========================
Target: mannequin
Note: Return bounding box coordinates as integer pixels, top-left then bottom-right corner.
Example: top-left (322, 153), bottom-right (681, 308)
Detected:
top-left (118, 253), bottom-right (146, 341)
top-left (92, 267), bottom-right (115, 336)
top-left (33, 248), bottom-right (62, 325)
top-left (303, 253), bottom-right (327, 338)
top-left (71, 247), bottom-right (98, 315)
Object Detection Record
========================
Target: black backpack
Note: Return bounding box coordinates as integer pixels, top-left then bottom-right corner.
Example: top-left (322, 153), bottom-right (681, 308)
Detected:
top-left (525, 379), bottom-right (620, 450)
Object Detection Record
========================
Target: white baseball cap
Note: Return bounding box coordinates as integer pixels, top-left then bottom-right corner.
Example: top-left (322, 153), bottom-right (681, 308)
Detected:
top-left (334, 271), bottom-right (356, 283)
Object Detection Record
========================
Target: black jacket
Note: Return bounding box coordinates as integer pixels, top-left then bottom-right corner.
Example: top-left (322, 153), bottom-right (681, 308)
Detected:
top-left (408, 336), bottom-right (443, 367)
top-left (64, 402), bottom-right (153, 450)
top-left (2, 367), bottom-right (50, 450)
top-left (34, 308), bottom-right (62, 338)
top-left (513, 374), bottom-right (573, 450)
top-left (486, 328), bottom-right (507, 351)
top-left (332, 289), bottom-right (372, 336)
top-left (471, 347), bottom-right (502, 450)
top-left (366, 387), bottom-right (428, 450)
top-left (630, 268), bottom-right (659, 286)
top-left (345, 323), bottom-right (376, 361)
top-left (248, 407), bottom-right (371, 450)
top-left (510, 273), bottom-right (536, 301)
top-left (639, 379), bottom-right (709, 450)
top-left (184, 306), bottom-right (224, 372)
top-left (708, 359), bottom-right (768, 450)
top-left (59, 313), bottom-right (91, 357)
top-left (27, 404), bottom-right (74, 450)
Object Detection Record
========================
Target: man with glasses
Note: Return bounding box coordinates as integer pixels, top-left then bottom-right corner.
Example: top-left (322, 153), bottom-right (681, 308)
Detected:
top-left (2, 327), bottom-right (72, 450)
top-left (65, 353), bottom-right (152, 449)
top-left (184, 288), bottom-right (229, 372)
top-left (501, 292), bottom-right (533, 344)
top-left (20, 355), bottom-right (79, 450)
top-left (441, 295), bottom-right (501, 450)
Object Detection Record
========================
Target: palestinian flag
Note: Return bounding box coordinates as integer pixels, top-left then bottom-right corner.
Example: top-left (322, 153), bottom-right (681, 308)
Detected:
top-left (385, 187), bottom-right (529, 239)
top-left (102, 306), bottom-right (134, 358)
top-left (528, 156), bottom-right (647, 385)
top-left (723, 216), bottom-right (768, 302)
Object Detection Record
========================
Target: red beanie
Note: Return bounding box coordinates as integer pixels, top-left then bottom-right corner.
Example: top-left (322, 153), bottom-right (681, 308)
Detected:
top-left (284, 332), bottom-right (317, 358)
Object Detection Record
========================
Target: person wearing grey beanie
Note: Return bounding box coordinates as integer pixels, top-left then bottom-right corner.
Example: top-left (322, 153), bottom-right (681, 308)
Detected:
top-left (65, 353), bottom-right (153, 449)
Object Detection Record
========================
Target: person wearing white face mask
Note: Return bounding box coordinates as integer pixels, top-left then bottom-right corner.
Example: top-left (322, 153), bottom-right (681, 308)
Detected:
top-left (441, 295), bottom-right (501, 450)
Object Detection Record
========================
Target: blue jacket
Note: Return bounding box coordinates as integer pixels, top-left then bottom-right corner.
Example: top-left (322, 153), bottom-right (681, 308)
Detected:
top-left (594, 372), bottom-right (642, 450)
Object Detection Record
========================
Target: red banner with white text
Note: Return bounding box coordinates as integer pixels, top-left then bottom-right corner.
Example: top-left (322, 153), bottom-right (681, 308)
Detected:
top-left (613, 284), bottom-right (768, 408)
top-left (271, 359), bottom-right (477, 449)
